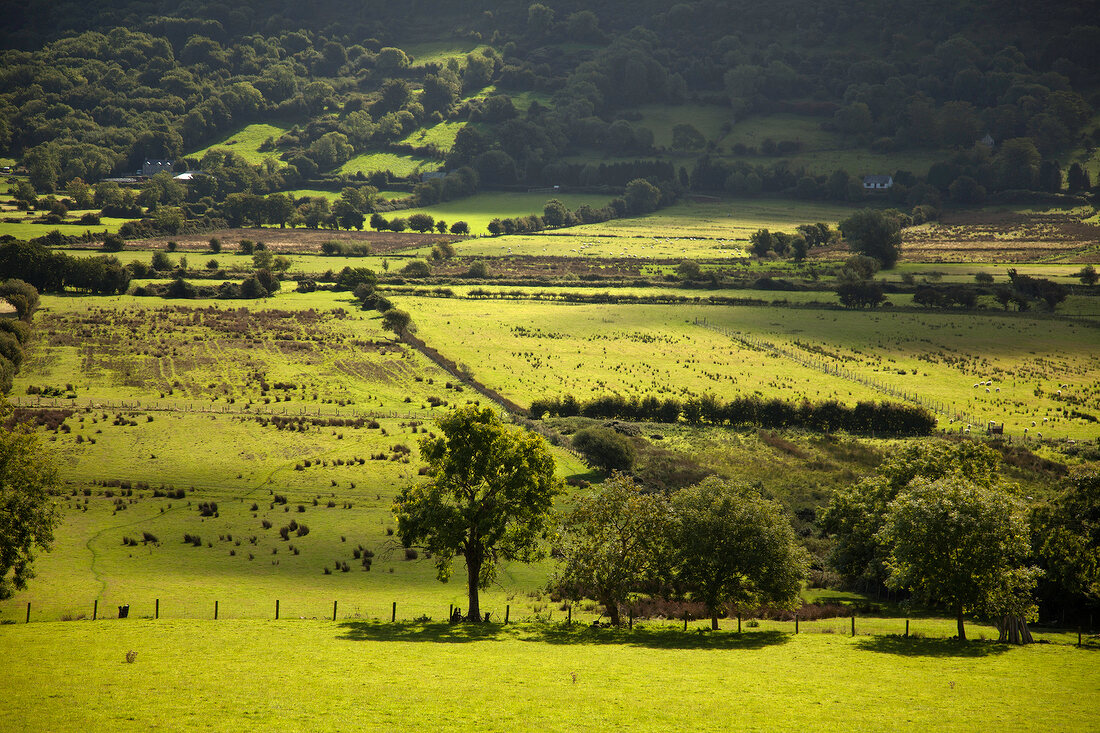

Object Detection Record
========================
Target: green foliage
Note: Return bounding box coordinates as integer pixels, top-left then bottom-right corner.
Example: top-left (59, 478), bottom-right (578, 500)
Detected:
top-left (669, 477), bottom-right (809, 627)
top-left (0, 279), bottom-right (41, 321)
top-left (393, 406), bottom-right (562, 619)
top-left (571, 427), bottom-right (636, 473)
top-left (553, 473), bottom-right (669, 625)
top-left (0, 423), bottom-right (61, 599)
top-left (1032, 468), bottom-right (1100, 605)
top-left (822, 442), bottom-right (1003, 590)
top-left (839, 209), bottom-right (902, 269)
top-left (879, 475), bottom-right (1037, 640)
top-left (381, 309), bottom-right (414, 336)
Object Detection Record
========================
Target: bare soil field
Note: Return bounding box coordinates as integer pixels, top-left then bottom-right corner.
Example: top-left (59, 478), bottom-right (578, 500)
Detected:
top-left (901, 209), bottom-right (1100, 264)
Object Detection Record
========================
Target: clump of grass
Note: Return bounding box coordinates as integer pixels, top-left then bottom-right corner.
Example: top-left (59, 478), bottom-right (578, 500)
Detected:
top-left (183, 533), bottom-right (202, 547)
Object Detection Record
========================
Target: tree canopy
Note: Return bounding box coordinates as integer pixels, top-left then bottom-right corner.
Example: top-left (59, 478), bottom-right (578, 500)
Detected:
top-left (669, 477), bottom-right (808, 629)
top-left (393, 405), bottom-right (561, 621)
top-left (0, 418), bottom-right (62, 600)
top-left (879, 475), bottom-right (1038, 641)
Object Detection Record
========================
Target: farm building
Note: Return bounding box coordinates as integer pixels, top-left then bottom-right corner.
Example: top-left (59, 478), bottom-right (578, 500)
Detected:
top-left (140, 159), bottom-right (174, 176)
top-left (862, 174), bottom-right (893, 190)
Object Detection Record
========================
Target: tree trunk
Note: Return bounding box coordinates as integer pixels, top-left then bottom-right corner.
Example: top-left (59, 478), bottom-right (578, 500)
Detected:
top-left (711, 613), bottom-right (719, 631)
top-left (465, 546), bottom-right (481, 622)
top-left (606, 599), bottom-right (620, 626)
top-left (957, 609), bottom-right (966, 641)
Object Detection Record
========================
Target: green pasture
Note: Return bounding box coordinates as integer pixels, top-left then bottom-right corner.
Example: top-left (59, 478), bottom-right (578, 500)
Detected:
top-left (396, 297), bottom-right (1100, 440)
top-left (700, 306), bottom-right (1100, 440)
top-left (0, 410), bottom-right (583, 624)
top-left (404, 41), bottom-right (491, 68)
top-left (569, 197), bottom-right (858, 240)
top-left (398, 297), bottom-right (888, 408)
top-left (398, 192), bottom-right (614, 235)
top-left (339, 151), bottom-right (442, 178)
top-left (13, 292), bottom-right (464, 411)
top-left (282, 188), bottom-right (409, 202)
top-left (188, 123), bottom-right (289, 167)
top-left (1, 619), bottom-right (1095, 732)
top-left (462, 85), bottom-right (551, 112)
top-left (718, 113), bottom-right (841, 153)
top-left (0, 218), bottom-right (127, 240)
top-left (633, 103), bottom-right (730, 149)
top-left (397, 120), bottom-right (467, 151)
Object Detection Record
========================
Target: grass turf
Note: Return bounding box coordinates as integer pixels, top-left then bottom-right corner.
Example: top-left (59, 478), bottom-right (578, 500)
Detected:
top-left (0, 619), bottom-right (1095, 732)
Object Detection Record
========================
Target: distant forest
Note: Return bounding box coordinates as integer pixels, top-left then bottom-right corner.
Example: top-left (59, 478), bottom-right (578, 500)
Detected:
top-left (2, 0), bottom-right (1098, 214)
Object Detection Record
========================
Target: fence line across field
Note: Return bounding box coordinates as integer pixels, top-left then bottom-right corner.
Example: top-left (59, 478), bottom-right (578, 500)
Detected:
top-left (13, 598), bottom-right (1093, 647)
top-left (695, 320), bottom-right (1086, 443)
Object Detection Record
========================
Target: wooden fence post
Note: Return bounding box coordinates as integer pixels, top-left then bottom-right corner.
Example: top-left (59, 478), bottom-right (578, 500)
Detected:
top-left (333, 600), bottom-right (337, 622)
top-left (25, 602), bottom-right (30, 623)
top-left (93, 599), bottom-right (98, 620)
top-left (155, 599), bottom-right (159, 620)
top-left (851, 614), bottom-right (855, 637)
top-left (737, 614), bottom-right (741, 633)
top-left (275, 600), bottom-right (279, 620)
top-left (683, 612), bottom-right (688, 632)
top-left (214, 600), bottom-right (219, 620)
top-left (795, 614), bottom-right (799, 634)
top-left (391, 601), bottom-right (396, 622)
top-left (567, 604), bottom-right (572, 625)
top-left (905, 619), bottom-right (909, 638)
top-left (505, 605), bottom-right (509, 624)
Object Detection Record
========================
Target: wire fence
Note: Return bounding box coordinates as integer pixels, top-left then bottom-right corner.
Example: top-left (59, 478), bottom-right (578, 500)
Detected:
top-left (12, 597), bottom-right (1095, 648)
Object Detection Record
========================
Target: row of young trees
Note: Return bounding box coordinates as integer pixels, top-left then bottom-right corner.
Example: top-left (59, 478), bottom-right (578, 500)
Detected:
top-left (530, 393), bottom-right (936, 436)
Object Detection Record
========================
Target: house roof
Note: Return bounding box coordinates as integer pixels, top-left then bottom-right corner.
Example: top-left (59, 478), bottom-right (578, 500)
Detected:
top-left (862, 174), bottom-right (893, 185)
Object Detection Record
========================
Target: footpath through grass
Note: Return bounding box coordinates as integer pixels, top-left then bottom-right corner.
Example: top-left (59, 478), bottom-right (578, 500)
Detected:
top-left (1, 619), bottom-right (1095, 731)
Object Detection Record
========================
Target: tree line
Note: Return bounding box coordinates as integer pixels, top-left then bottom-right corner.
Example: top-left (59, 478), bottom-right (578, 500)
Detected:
top-left (530, 393), bottom-right (936, 436)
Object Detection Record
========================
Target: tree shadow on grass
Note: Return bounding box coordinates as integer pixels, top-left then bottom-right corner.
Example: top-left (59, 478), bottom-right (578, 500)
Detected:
top-left (856, 635), bottom-right (1014, 658)
top-left (528, 625), bottom-right (791, 651)
top-left (336, 620), bottom-right (790, 650)
top-left (337, 621), bottom-right (508, 644)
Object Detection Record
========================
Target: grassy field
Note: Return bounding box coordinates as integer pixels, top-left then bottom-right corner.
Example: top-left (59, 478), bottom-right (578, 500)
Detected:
top-left (282, 188), bottom-right (409, 202)
top-left (1, 619), bottom-right (1096, 732)
top-left (718, 113), bottom-right (841, 153)
top-left (397, 120), bottom-right (468, 151)
top-left (634, 103), bottom-right (730, 149)
top-left (569, 197), bottom-right (858, 240)
top-left (0, 218), bottom-right (127, 240)
top-left (397, 296), bottom-right (1100, 440)
top-left (397, 192), bottom-right (614, 234)
top-left (404, 41), bottom-right (490, 68)
top-left (189, 124), bottom-right (289, 166)
top-left (339, 151), bottom-right (442, 178)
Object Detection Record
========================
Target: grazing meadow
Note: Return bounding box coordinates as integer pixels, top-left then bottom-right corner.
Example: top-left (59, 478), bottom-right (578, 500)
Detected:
top-left (1, 619), bottom-right (1097, 732)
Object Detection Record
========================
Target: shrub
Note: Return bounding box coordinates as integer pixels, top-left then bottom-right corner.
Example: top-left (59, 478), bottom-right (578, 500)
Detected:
top-left (404, 548), bottom-right (419, 560)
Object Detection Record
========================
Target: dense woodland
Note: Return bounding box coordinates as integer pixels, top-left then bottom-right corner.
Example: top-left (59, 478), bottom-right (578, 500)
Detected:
top-left (1, 0), bottom-right (1098, 232)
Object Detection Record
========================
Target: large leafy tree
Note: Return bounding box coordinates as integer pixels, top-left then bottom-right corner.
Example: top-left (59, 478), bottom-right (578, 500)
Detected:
top-left (839, 209), bottom-right (903, 269)
top-left (670, 477), bottom-right (808, 629)
top-left (879, 476), bottom-right (1038, 642)
top-left (553, 473), bottom-right (669, 626)
top-left (1, 419), bottom-right (62, 599)
top-left (1032, 468), bottom-right (1100, 615)
top-left (821, 441), bottom-right (1000, 590)
top-left (393, 406), bottom-right (561, 621)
